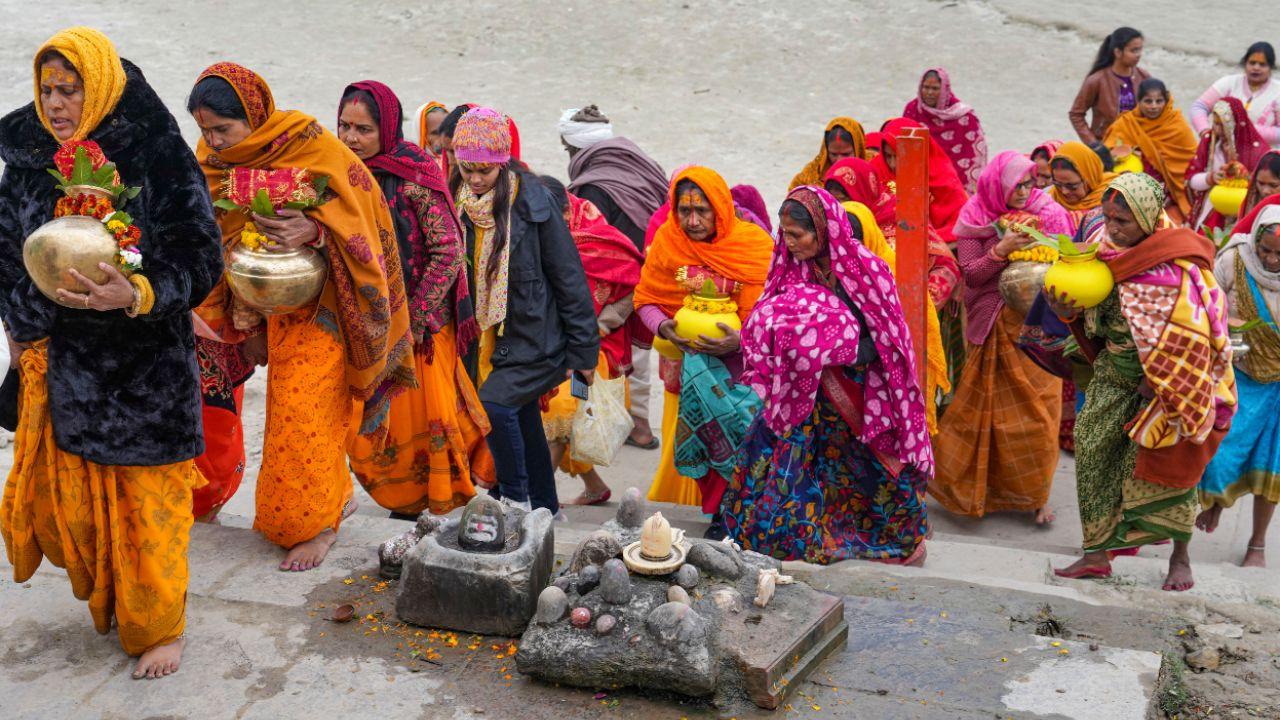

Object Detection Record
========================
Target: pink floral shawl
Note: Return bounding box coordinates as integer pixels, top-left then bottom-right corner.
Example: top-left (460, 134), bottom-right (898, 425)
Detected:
top-left (903, 67), bottom-right (989, 194)
top-left (742, 186), bottom-right (934, 475)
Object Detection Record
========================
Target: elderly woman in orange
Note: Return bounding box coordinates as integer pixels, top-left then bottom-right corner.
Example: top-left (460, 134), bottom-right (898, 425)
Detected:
top-left (789, 117), bottom-right (867, 191)
top-left (187, 63), bottom-right (414, 571)
top-left (0, 28), bottom-right (222, 678)
top-left (634, 166), bottom-right (772, 538)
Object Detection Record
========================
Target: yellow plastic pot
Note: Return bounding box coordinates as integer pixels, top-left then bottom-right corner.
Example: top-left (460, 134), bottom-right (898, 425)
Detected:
top-left (672, 294), bottom-right (741, 345)
top-left (652, 336), bottom-right (682, 360)
top-left (1042, 248), bottom-right (1114, 310)
top-left (1113, 153), bottom-right (1143, 174)
top-left (1209, 180), bottom-right (1248, 216)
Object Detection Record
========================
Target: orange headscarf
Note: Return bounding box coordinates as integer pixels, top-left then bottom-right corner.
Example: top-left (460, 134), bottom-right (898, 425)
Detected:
top-left (1049, 141), bottom-right (1118, 212)
top-left (634, 166), bottom-right (773, 322)
top-left (416, 100), bottom-right (446, 149)
top-left (1104, 97), bottom-right (1198, 215)
top-left (192, 63), bottom-right (415, 438)
top-left (789, 117), bottom-right (867, 191)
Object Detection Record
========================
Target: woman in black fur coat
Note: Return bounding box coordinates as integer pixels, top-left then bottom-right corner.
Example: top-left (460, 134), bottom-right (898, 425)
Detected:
top-left (0, 28), bottom-right (222, 680)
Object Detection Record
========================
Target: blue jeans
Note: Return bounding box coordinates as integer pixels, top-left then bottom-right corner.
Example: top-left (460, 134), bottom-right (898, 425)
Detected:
top-left (482, 400), bottom-right (558, 515)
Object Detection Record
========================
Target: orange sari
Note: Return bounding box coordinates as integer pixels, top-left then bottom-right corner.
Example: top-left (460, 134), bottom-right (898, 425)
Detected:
top-left (635, 166), bottom-right (773, 507)
top-left (194, 63), bottom-right (413, 546)
top-left (2, 345), bottom-right (203, 655)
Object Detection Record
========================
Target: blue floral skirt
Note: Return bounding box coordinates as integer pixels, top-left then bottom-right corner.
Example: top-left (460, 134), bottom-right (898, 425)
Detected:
top-left (720, 393), bottom-right (929, 565)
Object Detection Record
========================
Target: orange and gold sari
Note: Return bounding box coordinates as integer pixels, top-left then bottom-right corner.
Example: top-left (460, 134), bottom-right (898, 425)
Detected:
top-left (194, 63), bottom-right (414, 547)
top-left (2, 345), bottom-right (203, 655)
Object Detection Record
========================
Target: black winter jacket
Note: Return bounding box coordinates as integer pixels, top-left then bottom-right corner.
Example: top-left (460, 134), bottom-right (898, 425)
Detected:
top-left (0, 60), bottom-right (223, 465)
top-left (463, 175), bottom-right (599, 408)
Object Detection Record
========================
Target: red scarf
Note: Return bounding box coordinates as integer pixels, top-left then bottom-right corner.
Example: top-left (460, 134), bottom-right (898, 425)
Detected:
top-left (568, 194), bottom-right (643, 372)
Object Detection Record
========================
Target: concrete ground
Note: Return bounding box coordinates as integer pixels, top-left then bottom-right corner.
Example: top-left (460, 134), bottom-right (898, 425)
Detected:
top-left (3, 1), bottom-right (1280, 718)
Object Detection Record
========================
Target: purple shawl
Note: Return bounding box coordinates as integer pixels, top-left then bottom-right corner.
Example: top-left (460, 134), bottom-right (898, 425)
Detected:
top-left (731, 184), bottom-right (773, 234)
top-left (567, 136), bottom-right (668, 230)
top-left (742, 186), bottom-right (934, 475)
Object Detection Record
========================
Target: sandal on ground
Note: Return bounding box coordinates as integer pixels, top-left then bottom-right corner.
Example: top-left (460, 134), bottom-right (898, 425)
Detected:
top-left (1053, 564), bottom-right (1112, 580)
top-left (625, 436), bottom-right (660, 450)
top-left (565, 489), bottom-right (612, 506)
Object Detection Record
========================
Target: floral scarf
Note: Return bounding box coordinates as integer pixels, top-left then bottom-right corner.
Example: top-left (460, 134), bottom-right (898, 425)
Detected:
top-left (902, 67), bottom-right (989, 194)
top-left (194, 62), bottom-right (415, 439)
top-left (342, 81), bottom-right (477, 359)
top-left (742, 186), bottom-right (933, 475)
top-left (456, 178), bottom-right (514, 333)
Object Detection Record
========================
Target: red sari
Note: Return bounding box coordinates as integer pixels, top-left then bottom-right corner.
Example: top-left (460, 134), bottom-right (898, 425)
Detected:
top-left (568, 194), bottom-right (643, 373)
top-left (871, 118), bottom-right (969, 244)
top-left (1187, 97), bottom-right (1270, 231)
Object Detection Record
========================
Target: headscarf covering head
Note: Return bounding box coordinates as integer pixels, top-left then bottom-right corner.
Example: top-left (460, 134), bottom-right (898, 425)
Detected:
top-left (34, 26), bottom-right (126, 141)
top-left (340, 81), bottom-right (450, 193)
top-left (823, 157), bottom-right (895, 228)
top-left (415, 100), bottom-right (447, 148)
top-left (788, 117), bottom-right (867, 190)
top-left (1049, 140), bottom-right (1117, 211)
top-left (1104, 172), bottom-right (1166, 235)
top-left (558, 105), bottom-right (614, 150)
top-left (959, 150), bottom-right (1036, 228)
top-left (453, 107), bottom-right (512, 165)
top-left (196, 62), bottom-right (275, 129)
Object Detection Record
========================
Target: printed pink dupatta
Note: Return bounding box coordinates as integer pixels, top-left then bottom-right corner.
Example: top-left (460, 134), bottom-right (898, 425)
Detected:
top-left (741, 186), bottom-right (934, 476)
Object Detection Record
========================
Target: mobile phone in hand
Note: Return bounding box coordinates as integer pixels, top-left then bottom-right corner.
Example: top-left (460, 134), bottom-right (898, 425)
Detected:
top-left (570, 371), bottom-right (590, 401)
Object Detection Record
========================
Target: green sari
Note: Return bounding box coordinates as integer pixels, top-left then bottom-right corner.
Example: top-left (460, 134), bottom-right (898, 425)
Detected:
top-left (1072, 291), bottom-right (1198, 552)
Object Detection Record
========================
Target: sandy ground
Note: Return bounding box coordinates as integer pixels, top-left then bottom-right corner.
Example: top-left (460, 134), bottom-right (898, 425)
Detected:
top-left (2, 0), bottom-right (1279, 566)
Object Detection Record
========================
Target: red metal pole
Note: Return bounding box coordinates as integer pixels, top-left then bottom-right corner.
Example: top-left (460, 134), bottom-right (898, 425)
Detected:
top-left (895, 127), bottom-right (930, 389)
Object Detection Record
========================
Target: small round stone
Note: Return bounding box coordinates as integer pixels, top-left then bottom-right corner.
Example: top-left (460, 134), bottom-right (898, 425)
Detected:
top-left (553, 576), bottom-right (574, 593)
top-left (595, 614), bottom-right (617, 635)
top-left (534, 586), bottom-right (568, 625)
top-left (673, 564), bottom-right (700, 589)
top-left (667, 585), bottom-right (690, 605)
top-left (577, 564), bottom-right (602, 595)
top-left (570, 607), bottom-right (592, 628)
top-left (600, 558), bottom-right (632, 604)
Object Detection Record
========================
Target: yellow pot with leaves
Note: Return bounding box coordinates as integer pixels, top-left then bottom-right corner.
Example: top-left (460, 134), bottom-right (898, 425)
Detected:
top-left (1113, 152), bottom-right (1143, 175)
top-left (1209, 178), bottom-right (1249, 216)
top-left (1043, 245), bottom-right (1114, 310)
top-left (660, 279), bottom-right (741, 355)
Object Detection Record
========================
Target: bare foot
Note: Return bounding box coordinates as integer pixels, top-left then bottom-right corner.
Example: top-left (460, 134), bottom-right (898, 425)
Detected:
top-left (1035, 507), bottom-right (1056, 526)
top-left (280, 529), bottom-right (338, 572)
top-left (1162, 557), bottom-right (1195, 592)
top-left (1053, 551), bottom-right (1112, 579)
top-left (1242, 546), bottom-right (1266, 568)
top-left (1195, 505), bottom-right (1223, 533)
top-left (133, 636), bottom-right (185, 679)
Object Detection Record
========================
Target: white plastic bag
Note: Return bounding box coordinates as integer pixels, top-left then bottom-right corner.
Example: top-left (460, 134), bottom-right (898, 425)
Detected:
top-left (569, 374), bottom-right (632, 467)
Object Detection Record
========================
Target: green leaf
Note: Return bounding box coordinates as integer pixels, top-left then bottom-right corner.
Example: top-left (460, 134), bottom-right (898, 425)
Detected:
top-left (213, 198), bottom-right (241, 212)
top-left (108, 210), bottom-right (133, 226)
top-left (312, 175), bottom-right (330, 197)
top-left (47, 168), bottom-right (70, 186)
top-left (69, 147), bottom-right (93, 185)
top-left (250, 189), bottom-right (276, 217)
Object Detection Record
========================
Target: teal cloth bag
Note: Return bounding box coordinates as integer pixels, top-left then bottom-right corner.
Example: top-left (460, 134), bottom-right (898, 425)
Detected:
top-left (674, 353), bottom-right (763, 479)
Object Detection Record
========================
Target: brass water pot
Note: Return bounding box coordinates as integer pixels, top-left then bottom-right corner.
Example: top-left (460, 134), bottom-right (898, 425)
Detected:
top-left (225, 242), bottom-right (327, 316)
top-left (998, 260), bottom-right (1051, 317)
top-left (23, 214), bottom-right (125, 307)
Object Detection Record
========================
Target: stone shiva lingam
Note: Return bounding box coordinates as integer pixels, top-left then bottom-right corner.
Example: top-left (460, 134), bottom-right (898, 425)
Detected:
top-left (394, 495), bottom-right (553, 636)
top-left (517, 499), bottom-right (848, 711)
top-left (621, 511), bottom-right (688, 575)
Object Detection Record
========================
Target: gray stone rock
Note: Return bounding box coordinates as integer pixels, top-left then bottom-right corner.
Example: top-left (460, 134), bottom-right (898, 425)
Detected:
top-left (553, 576), bottom-right (574, 593)
top-left (396, 507), bottom-right (554, 636)
top-left (600, 558), bottom-right (632, 604)
top-left (673, 564), bottom-right (700, 589)
top-left (414, 512), bottom-right (443, 538)
top-left (708, 587), bottom-right (744, 614)
top-left (595, 614), bottom-right (617, 636)
top-left (568, 530), bottom-right (624, 574)
top-left (687, 541), bottom-right (745, 579)
top-left (616, 487), bottom-right (646, 528)
top-left (534, 586), bottom-right (568, 625)
top-left (667, 585), bottom-right (690, 605)
top-left (577, 564), bottom-right (601, 595)
top-left (645, 602), bottom-right (708, 649)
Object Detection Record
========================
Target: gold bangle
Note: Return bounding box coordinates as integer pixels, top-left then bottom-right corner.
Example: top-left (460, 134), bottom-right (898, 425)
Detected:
top-left (125, 286), bottom-right (142, 318)
top-left (127, 274), bottom-right (155, 316)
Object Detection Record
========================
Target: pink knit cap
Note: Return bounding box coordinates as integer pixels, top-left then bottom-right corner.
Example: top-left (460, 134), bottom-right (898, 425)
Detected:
top-left (453, 107), bottom-right (512, 164)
